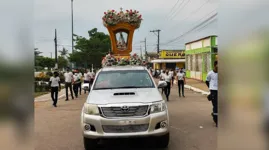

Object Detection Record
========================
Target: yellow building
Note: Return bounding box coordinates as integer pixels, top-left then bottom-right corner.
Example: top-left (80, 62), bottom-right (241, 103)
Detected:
top-left (151, 50), bottom-right (185, 70)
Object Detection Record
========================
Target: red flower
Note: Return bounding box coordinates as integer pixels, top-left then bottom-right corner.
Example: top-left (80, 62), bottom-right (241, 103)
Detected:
top-left (112, 10), bottom-right (115, 12)
top-left (126, 10), bottom-right (129, 12)
top-left (104, 12), bottom-right (106, 14)
top-left (110, 16), bottom-right (113, 18)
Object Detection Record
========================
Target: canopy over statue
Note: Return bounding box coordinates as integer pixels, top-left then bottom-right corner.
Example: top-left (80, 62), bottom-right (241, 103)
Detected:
top-left (102, 8), bottom-right (143, 57)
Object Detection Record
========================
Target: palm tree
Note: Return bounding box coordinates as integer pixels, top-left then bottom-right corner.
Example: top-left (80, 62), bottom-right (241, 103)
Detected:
top-left (59, 47), bottom-right (68, 57)
top-left (34, 48), bottom-right (42, 57)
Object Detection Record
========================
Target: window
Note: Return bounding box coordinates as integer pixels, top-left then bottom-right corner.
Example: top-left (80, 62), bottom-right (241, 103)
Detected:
top-left (93, 70), bottom-right (155, 90)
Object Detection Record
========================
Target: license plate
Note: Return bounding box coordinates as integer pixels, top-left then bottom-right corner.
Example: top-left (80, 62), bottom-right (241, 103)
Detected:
top-left (119, 120), bottom-right (136, 125)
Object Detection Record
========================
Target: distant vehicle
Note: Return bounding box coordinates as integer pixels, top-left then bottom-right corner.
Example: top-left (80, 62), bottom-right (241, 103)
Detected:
top-left (81, 65), bottom-right (169, 149)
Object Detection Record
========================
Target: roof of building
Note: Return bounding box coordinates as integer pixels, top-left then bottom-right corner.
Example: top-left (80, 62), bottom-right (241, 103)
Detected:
top-left (101, 65), bottom-right (146, 71)
top-left (185, 35), bottom-right (217, 45)
top-left (151, 59), bottom-right (185, 63)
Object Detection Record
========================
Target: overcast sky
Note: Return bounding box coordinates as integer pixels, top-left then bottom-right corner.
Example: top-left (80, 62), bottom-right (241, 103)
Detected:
top-left (34, 0), bottom-right (217, 57)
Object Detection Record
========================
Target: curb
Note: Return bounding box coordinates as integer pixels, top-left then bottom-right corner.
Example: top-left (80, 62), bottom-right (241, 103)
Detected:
top-left (184, 85), bottom-right (210, 95)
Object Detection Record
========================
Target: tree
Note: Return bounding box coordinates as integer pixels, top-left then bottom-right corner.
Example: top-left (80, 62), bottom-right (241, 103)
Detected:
top-left (59, 47), bottom-right (68, 57)
top-left (34, 48), bottom-right (42, 57)
top-left (58, 56), bottom-right (68, 69)
top-left (69, 28), bottom-right (111, 68)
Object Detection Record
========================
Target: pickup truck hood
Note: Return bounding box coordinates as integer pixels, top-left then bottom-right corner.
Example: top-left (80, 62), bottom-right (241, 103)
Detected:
top-left (86, 88), bottom-right (163, 105)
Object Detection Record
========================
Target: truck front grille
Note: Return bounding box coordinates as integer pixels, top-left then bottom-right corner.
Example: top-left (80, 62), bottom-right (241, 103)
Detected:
top-left (100, 105), bottom-right (149, 118)
top-left (102, 124), bottom-right (149, 133)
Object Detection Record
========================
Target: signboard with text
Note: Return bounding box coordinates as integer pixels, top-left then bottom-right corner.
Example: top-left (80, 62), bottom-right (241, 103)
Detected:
top-left (159, 50), bottom-right (185, 59)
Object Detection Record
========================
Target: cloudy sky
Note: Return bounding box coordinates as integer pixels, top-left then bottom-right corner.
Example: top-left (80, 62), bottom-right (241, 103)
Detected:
top-left (34, 0), bottom-right (217, 57)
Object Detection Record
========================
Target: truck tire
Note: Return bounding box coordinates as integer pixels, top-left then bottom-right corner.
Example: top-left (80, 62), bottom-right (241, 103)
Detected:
top-left (84, 137), bottom-right (98, 150)
top-left (157, 133), bottom-right (170, 148)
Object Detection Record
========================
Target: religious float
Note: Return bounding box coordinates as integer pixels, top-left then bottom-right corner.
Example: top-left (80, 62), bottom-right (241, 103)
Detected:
top-left (101, 8), bottom-right (146, 67)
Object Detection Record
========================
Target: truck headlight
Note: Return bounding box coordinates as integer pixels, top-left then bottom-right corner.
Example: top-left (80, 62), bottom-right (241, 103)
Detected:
top-left (83, 103), bottom-right (100, 115)
top-left (150, 102), bottom-right (166, 114)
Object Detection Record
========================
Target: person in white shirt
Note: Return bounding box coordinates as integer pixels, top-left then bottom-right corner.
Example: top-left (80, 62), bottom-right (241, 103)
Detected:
top-left (87, 71), bottom-right (93, 91)
top-left (83, 69), bottom-right (90, 94)
top-left (163, 70), bottom-right (173, 101)
top-left (159, 70), bottom-right (166, 95)
top-left (72, 72), bottom-right (80, 98)
top-left (49, 71), bottom-right (61, 107)
top-left (64, 68), bottom-right (74, 101)
top-left (169, 69), bottom-right (175, 86)
top-left (176, 69), bottom-right (186, 97)
top-left (206, 61), bottom-right (218, 127)
top-left (77, 71), bottom-right (82, 95)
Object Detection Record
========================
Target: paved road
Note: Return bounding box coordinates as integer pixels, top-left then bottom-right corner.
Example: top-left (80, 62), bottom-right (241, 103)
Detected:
top-left (35, 86), bottom-right (216, 150)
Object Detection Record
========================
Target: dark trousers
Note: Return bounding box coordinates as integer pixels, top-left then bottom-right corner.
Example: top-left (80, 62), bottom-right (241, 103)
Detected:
top-left (210, 90), bottom-right (218, 125)
top-left (73, 83), bottom-right (79, 98)
top-left (65, 82), bottom-right (74, 100)
top-left (171, 77), bottom-right (174, 86)
top-left (178, 80), bottom-right (185, 96)
top-left (164, 82), bottom-right (171, 101)
top-left (51, 87), bottom-right (58, 105)
top-left (78, 82), bottom-right (82, 95)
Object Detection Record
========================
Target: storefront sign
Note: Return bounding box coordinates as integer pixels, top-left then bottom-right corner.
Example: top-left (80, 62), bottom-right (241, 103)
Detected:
top-left (160, 50), bottom-right (185, 59)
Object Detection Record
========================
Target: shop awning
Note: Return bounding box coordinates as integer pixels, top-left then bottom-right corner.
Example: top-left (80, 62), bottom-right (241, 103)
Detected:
top-left (151, 59), bottom-right (185, 63)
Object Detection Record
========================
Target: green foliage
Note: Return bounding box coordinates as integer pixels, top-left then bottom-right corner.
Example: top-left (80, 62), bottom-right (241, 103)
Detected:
top-left (69, 28), bottom-right (111, 68)
top-left (58, 56), bottom-right (68, 69)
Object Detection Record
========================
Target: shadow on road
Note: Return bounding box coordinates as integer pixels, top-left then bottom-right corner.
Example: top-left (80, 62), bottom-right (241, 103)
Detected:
top-left (95, 137), bottom-right (169, 150)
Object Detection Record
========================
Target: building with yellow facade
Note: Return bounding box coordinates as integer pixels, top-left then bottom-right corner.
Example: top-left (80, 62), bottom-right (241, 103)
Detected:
top-left (150, 50), bottom-right (185, 70)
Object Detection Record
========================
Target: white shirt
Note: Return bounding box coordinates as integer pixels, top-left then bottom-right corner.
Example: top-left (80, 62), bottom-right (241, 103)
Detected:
top-left (78, 73), bottom-right (82, 79)
top-left (169, 71), bottom-right (174, 78)
top-left (164, 74), bottom-right (172, 82)
top-left (177, 72), bottom-right (185, 81)
top-left (50, 76), bottom-right (60, 87)
top-left (159, 73), bottom-right (165, 80)
top-left (84, 73), bottom-right (89, 81)
top-left (64, 72), bottom-right (73, 82)
top-left (206, 70), bottom-right (218, 90)
top-left (87, 72), bottom-right (93, 79)
top-left (73, 74), bottom-right (80, 82)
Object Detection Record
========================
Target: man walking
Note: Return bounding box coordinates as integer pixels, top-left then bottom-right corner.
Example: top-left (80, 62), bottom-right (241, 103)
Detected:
top-left (83, 69), bottom-right (90, 94)
top-left (77, 71), bottom-right (82, 95)
top-left (206, 61), bottom-right (218, 127)
top-left (72, 72), bottom-right (80, 98)
top-left (64, 68), bottom-right (74, 101)
top-left (49, 71), bottom-right (61, 107)
top-left (176, 69), bottom-right (186, 97)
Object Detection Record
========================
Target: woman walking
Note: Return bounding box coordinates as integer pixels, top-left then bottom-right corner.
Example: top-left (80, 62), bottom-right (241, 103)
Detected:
top-left (176, 69), bottom-right (186, 97)
top-left (49, 71), bottom-right (61, 107)
top-left (163, 70), bottom-right (173, 101)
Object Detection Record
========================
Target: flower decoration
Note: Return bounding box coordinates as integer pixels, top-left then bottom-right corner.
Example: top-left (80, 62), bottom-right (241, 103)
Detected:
top-left (102, 8), bottom-right (143, 28)
top-left (102, 53), bottom-right (146, 67)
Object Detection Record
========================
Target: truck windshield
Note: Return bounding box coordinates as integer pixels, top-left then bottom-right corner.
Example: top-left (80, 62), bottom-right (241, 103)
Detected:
top-left (93, 70), bottom-right (155, 90)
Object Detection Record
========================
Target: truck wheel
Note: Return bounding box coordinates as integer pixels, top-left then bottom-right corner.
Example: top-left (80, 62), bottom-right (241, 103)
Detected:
top-left (84, 137), bottom-right (98, 150)
top-left (157, 133), bottom-right (169, 148)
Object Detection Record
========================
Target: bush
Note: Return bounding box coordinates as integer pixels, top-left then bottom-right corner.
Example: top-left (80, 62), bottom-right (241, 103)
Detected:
top-left (46, 71), bottom-right (53, 77)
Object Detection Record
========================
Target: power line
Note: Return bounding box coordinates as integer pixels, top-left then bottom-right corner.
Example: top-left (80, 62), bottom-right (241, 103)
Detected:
top-left (162, 12), bottom-right (217, 45)
top-left (168, 0), bottom-right (191, 21)
top-left (168, 0), bottom-right (213, 31)
top-left (156, 0), bottom-right (185, 30)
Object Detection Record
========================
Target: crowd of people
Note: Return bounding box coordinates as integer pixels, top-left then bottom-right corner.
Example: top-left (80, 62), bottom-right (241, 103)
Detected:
top-left (49, 68), bottom-right (95, 107)
top-left (150, 61), bottom-right (218, 127)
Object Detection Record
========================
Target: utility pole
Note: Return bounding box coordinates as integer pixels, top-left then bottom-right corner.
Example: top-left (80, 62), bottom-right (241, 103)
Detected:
top-left (140, 38), bottom-right (147, 60)
top-left (71, 0), bottom-right (74, 53)
top-left (150, 30), bottom-right (161, 58)
top-left (50, 52), bottom-right (52, 58)
top-left (54, 29), bottom-right (58, 69)
top-left (140, 45), bottom-right (142, 59)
